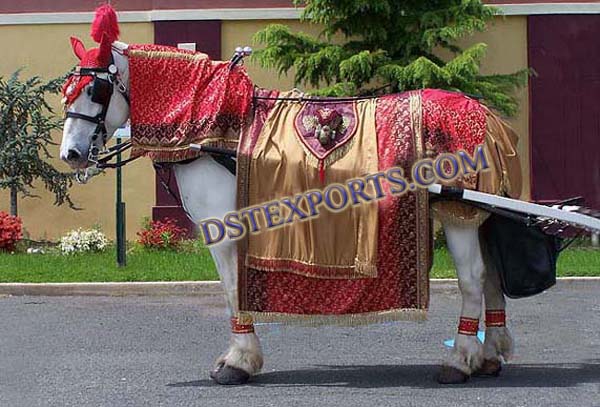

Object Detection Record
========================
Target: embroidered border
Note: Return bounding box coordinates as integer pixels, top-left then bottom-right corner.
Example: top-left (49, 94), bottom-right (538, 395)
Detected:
top-left (237, 88), bottom-right (281, 314)
top-left (238, 308), bottom-right (426, 327)
top-left (410, 90), bottom-right (431, 310)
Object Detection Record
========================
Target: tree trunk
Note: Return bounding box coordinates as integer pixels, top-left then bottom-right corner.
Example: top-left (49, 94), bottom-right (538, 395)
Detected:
top-left (10, 186), bottom-right (17, 216)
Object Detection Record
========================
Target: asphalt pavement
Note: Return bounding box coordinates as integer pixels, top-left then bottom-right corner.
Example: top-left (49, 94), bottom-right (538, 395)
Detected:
top-left (0, 282), bottom-right (598, 407)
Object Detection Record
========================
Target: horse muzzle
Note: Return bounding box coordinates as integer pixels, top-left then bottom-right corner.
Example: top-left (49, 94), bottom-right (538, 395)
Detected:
top-left (61, 147), bottom-right (91, 169)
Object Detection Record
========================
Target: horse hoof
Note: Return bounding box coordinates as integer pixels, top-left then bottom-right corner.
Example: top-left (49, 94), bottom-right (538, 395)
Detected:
top-left (473, 359), bottom-right (502, 377)
top-left (437, 366), bottom-right (470, 384)
top-left (210, 362), bottom-right (250, 385)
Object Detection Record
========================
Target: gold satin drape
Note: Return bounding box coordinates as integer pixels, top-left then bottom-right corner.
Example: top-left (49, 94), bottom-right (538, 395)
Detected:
top-left (246, 98), bottom-right (380, 279)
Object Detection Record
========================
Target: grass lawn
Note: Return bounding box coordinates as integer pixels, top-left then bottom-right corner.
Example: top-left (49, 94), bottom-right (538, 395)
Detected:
top-left (0, 247), bottom-right (598, 283)
top-left (0, 246), bottom-right (218, 283)
top-left (431, 247), bottom-right (600, 278)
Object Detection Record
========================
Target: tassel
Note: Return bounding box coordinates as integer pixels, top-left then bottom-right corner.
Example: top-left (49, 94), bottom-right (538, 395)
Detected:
top-left (319, 160), bottom-right (325, 184)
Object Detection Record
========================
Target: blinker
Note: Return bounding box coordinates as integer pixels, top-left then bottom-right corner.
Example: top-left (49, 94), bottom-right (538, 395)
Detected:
top-left (91, 76), bottom-right (113, 105)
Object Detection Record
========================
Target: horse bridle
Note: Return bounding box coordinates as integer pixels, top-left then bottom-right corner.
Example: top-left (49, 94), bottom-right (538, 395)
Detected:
top-left (65, 57), bottom-right (132, 182)
top-left (67, 64), bottom-right (129, 140)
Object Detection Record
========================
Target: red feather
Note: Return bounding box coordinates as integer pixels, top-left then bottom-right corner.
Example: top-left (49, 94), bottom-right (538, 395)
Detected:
top-left (90, 4), bottom-right (120, 44)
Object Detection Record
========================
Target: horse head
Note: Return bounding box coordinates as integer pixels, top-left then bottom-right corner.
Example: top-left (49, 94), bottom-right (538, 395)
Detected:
top-left (60, 4), bottom-right (130, 170)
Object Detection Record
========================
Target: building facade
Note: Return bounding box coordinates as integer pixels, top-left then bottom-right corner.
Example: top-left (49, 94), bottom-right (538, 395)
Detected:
top-left (0, 1), bottom-right (598, 239)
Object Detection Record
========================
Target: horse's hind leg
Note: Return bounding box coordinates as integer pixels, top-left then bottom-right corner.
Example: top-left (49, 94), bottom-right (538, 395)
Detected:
top-left (208, 242), bottom-right (264, 385)
top-left (475, 255), bottom-right (513, 377)
top-left (438, 222), bottom-right (485, 384)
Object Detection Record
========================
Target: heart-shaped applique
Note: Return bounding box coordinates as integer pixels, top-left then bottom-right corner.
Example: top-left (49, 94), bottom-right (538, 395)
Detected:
top-left (294, 101), bottom-right (358, 170)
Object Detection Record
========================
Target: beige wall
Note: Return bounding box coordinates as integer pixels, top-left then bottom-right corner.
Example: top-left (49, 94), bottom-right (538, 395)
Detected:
top-left (0, 23), bottom-right (154, 240)
top-left (455, 16), bottom-right (531, 200)
top-left (0, 16), bottom-right (530, 240)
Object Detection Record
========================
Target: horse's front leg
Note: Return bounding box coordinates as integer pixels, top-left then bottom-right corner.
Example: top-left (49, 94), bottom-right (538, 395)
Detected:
top-left (438, 222), bottom-right (485, 384)
top-left (173, 158), bottom-right (263, 385)
top-left (208, 241), bottom-right (264, 385)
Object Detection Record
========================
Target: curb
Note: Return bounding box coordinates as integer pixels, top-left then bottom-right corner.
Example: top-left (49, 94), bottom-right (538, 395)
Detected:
top-left (0, 277), bottom-right (598, 297)
top-left (427, 277), bottom-right (599, 294)
top-left (0, 281), bottom-right (223, 297)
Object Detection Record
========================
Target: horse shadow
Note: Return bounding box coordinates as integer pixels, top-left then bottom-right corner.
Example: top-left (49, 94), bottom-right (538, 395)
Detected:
top-left (168, 361), bottom-right (600, 389)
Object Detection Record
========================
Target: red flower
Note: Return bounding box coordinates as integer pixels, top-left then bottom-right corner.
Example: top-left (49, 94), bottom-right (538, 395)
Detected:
top-left (0, 211), bottom-right (23, 252)
top-left (137, 217), bottom-right (187, 249)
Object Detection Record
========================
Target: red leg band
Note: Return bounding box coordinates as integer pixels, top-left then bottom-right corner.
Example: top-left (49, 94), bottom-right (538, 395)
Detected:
top-left (458, 317), bottom-right (479, 336)
top-left (485, 310), bottom-right (506, 327)
top-left (231, 317), bottom-right (255, 334)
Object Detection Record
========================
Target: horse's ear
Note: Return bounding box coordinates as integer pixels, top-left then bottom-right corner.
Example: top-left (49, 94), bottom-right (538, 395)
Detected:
top-left (70, 36), bottom-right (86, 60)
top-left (98, 33), bottom-right (112, 65)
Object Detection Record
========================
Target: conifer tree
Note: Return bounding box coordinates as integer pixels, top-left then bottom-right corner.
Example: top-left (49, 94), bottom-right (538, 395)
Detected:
top-left (253, 0), bottom-right (527, 116)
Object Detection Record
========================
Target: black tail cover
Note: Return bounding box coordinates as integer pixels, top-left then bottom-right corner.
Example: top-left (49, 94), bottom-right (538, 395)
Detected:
top-left (481, 214), bottom-right (561, 298)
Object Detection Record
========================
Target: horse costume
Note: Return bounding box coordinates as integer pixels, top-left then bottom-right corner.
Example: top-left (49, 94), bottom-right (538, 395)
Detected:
top-left (60, 5), bottom-right (599, 385)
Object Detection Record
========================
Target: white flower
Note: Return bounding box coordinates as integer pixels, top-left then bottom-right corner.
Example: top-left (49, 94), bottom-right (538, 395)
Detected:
top-left (59, 228), bottom-right (109, 255)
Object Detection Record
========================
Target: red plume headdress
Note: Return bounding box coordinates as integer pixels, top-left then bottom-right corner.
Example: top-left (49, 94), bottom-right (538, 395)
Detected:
top-left (62, 4), bottom-right (120, 105)
top-left (90, 4), bottom-right (120, 44)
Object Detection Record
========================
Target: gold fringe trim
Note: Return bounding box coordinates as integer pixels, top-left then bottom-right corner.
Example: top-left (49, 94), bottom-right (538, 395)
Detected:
top-left (299, 134), bottom-right (358, 171)
top-left (355, 260), bottom-right (377, 277)
top-left (128, 48), bottom-right (210, 62)
top-left (130, 147), bottom-right (201, 163)
top-left (246, 255), bottom-right (378, 280)
top-left (133, 137), bottom-right (239, 152)
top-left (235, 308), bottom-right (427, 327)
top-left (431, 202), bottom-right (490, 227)
top-left (132, 138), bottom-right (239, 163)
top-left (236, 312), bottom-right (255, 325)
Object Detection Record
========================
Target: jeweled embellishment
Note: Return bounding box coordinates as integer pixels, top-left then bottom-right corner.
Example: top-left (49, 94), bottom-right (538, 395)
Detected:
top-left (314, 109), bottom-right (343, 145)
top-left (293, 100), bottom-right (359, 182)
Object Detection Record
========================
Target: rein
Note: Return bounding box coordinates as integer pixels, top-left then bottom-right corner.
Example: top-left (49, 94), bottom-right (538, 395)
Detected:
top-left (252, 90), bottom-right (484, 104)
top-left (253, 94), bottom-right (380, 103)
top-left (95, 141), bottom-right (137, 169)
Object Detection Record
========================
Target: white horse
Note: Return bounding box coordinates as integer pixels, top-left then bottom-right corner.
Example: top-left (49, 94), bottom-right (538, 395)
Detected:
top-left (60, 40), bottom-right (513, 385)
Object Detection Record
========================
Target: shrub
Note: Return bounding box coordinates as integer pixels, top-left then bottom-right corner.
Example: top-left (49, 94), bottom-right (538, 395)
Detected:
top-left (137, 218), bottom-right (187, 250)
top-left (0, 69), bottom-right (76, 216)
top-left (59, 228), bottom-right (109, 254)
top-left (0, 211), bottom-right (23, 251)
